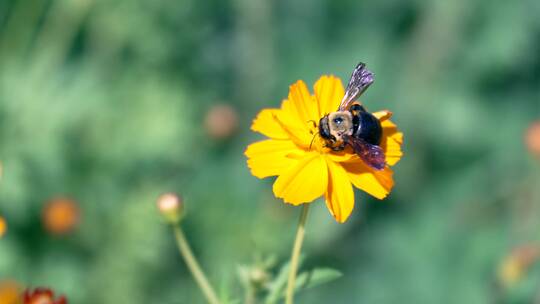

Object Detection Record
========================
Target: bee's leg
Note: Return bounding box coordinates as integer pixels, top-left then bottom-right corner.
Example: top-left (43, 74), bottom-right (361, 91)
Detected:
top-left (306, 120), bottom-right (318, 129)
top-left (339, 136), bottom-right (350, 151)
top-left (330, 143), bottom-right (347, 151)
top-left (324, 142), bottom-right (339, 151)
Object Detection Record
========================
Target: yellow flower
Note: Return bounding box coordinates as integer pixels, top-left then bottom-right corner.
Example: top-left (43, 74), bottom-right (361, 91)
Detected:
top-left (245, 75), bottom-right (403, 223)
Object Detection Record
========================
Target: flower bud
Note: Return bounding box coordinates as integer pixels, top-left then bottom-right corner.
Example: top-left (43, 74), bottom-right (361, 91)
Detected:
top-left (204, 104), bottom-right (239, 140)
top-left (157, 193), bottom-right (184, 224)
top-left (525, 121), bottom-right (540, 157)
top-left (248, 267), bottom-right (270, 289)
top-left (43, 197), bottom-right (80, 235)
top-left (238, 264), bottom-right (271, 293)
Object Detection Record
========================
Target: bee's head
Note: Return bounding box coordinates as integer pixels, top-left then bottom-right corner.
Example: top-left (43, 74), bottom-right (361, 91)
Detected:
top-left (319, 111), bottom-right (353, 144)
top-left (318, 115), bottom-right (333, 141)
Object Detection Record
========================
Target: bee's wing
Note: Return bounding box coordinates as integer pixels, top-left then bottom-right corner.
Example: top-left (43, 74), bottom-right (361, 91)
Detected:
top-left (345, 135), bottom-right (386, 170)
top-left (338, 63), bottom-right (374, 111)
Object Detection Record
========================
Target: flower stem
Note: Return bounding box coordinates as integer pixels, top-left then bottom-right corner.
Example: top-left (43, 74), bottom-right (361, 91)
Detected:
top-left (285, 204), bottom-right (310, 304)
top-left (245, 284), bottom-right (256, 304)
top-left (172, 224), bottom-right (221, 304)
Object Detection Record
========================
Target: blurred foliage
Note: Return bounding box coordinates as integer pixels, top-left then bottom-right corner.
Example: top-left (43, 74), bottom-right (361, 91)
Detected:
top-left (1, 0), bottom-right (540, 303)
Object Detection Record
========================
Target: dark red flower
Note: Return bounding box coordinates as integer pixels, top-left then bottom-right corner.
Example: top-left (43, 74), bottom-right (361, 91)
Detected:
top-left (23, 288), bottom-right (67, 304)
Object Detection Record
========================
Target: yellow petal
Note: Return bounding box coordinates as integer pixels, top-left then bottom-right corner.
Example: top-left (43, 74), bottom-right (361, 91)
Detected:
top-left (245, 139), bottom-right (300, 178)
top-left (314, 75), bottom-right (344, 118)
top-left (272, 106), bottom-right (314, 148)
top-left (380, 119), bottom-right (403, 166)
top-left (273, 80), bottom-right (325, 148)
top-left (324, 159), bottom-right (355, 223)
top-left (373, 110), bottom-right (393, 121)
top-left (343, 160), bottom-right (394, 199)
top-left (287, 80), bottom-right (319, 123)
top-left (381, 118), bottom-right (397, 130)
top-left (251, 109), bottom-right (289, 139)
top-left (326, 147), bottom-right (357, 163)
top-left (383, 133), bottom-right (403, 166)
top-left (273, 153), bottom-right (327, 205)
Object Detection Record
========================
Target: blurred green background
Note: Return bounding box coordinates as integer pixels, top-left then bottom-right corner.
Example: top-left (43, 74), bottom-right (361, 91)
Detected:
top-left (1, 0), bottom-right (540, 303)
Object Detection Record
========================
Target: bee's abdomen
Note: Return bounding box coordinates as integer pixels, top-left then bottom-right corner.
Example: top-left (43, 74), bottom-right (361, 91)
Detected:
top-left (353, 112), bottom-right (382, 145)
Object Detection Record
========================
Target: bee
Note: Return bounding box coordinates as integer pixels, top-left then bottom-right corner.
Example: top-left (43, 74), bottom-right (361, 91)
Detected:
top-left (318, 63), bottom-right (386, 170)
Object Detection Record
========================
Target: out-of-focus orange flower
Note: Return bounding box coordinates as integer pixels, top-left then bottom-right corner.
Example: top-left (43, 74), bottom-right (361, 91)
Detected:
top-left (0, 216), bottom-right (6, 238)
top-left (204, 104), bottom-right (239, 139)
top-left (42, 197), bottom-right (80, 235)
top-left (525, 121), bottom-right (540, 157)
top-left (498, 244), bottom-right (540, 287)
top-left (23, 288), bottom-right (67, 304)
top-left (0, 280), bottom-right (21, 304)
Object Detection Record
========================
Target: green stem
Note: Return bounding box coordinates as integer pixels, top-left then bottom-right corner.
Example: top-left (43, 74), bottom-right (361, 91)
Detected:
top-left (172, 224), bottom-right (221, 304)
top-left (245, 284), bottom-right (256, 304)
top-left (285, 204), bottom-right (310, 304)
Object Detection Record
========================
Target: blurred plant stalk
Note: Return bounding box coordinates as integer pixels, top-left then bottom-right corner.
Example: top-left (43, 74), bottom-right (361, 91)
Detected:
top-left (158, 193), bottom-right (221, 304)
top-left (172, 224), bottom-right (222, 304)
top-left (285, 204), bottom-right (310, 304)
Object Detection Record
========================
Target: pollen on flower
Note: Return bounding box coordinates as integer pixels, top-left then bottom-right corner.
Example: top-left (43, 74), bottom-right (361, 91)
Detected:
top-left (42, 197), bottom-right (80, 236)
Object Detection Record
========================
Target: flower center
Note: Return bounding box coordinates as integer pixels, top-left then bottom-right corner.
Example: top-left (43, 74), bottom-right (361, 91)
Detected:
top-left (306, 122), bottom-right (331, 153)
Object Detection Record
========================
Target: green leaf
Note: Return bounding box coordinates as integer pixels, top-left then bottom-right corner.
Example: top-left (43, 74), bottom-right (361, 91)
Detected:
top-left (264, 256), bottom-right (305, 304)
top-left (264, 261), bottom-right (342, 304)
top-left (294, 268), bottom-right (343, 292)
